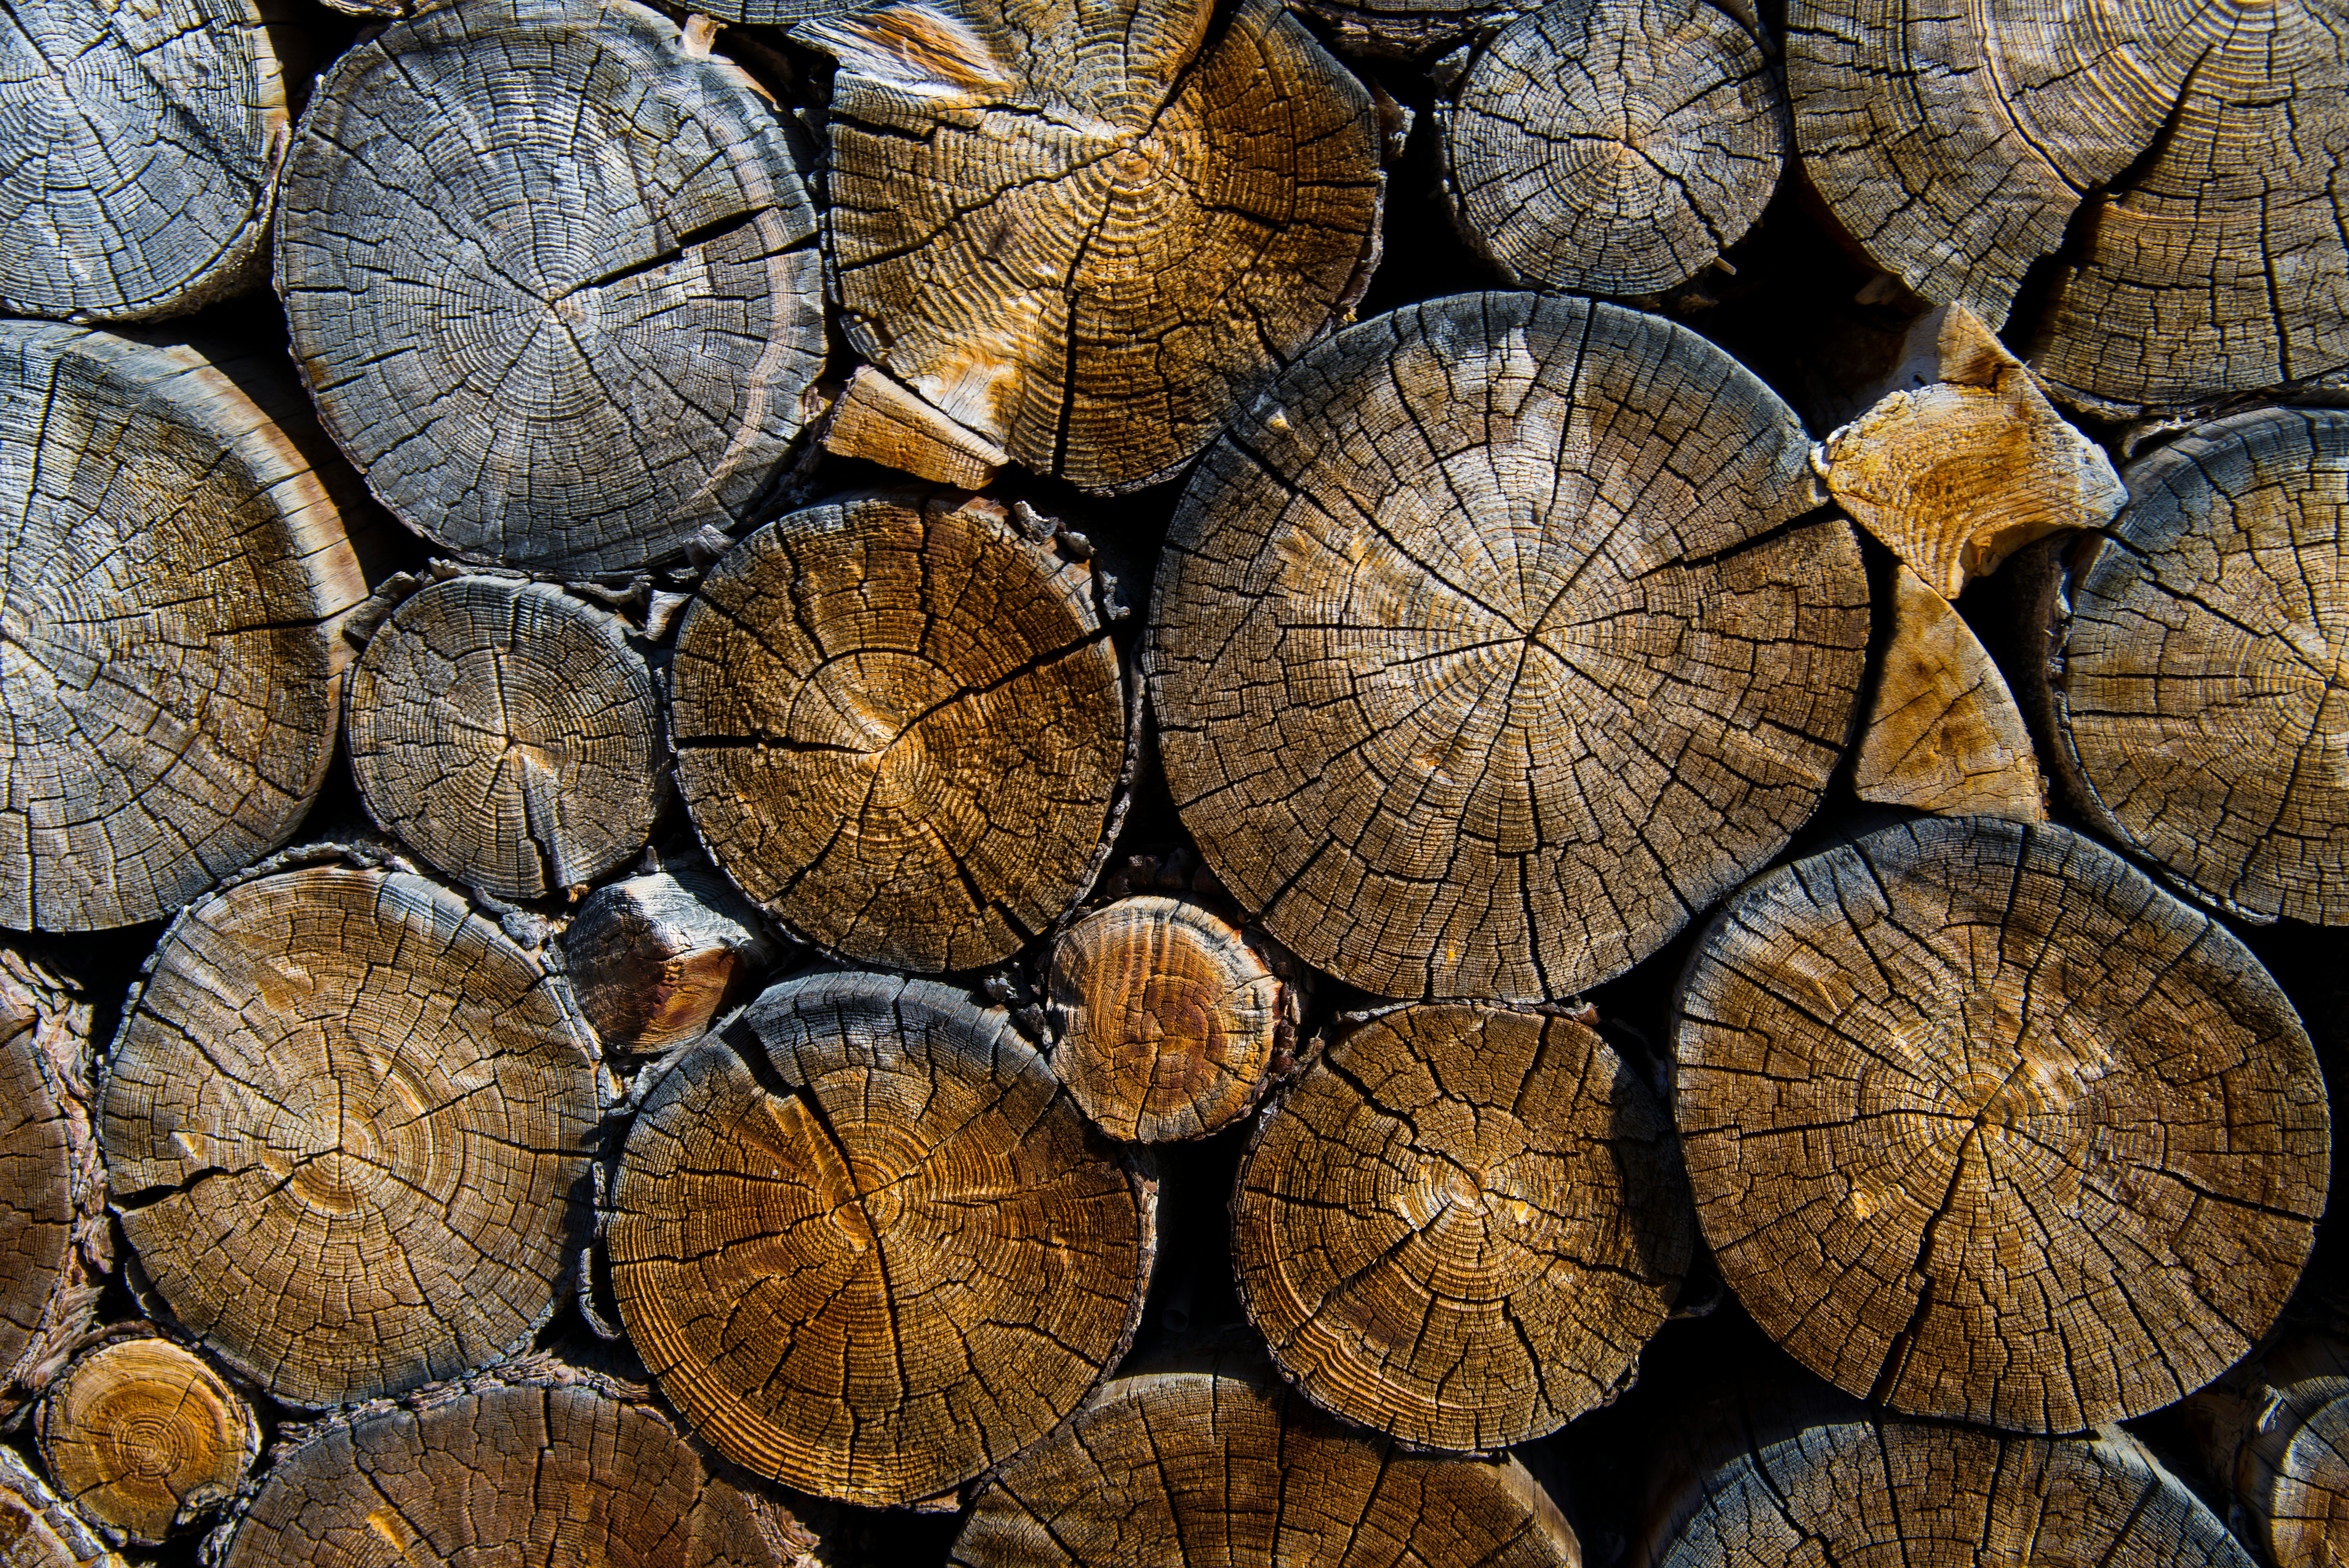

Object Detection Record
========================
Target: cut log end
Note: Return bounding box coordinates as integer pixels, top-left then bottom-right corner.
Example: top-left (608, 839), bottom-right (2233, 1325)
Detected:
top-left (1852, 565), bottom-right (2043, 821)
top-left (39, 1337), bottom-right (258, 1546)
top-left (0, 946), bottom-right (103, 1405)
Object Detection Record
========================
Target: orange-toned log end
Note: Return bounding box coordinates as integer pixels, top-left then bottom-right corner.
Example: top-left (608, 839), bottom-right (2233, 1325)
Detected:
top-left (39, 1336), bottom-right (258, 1546)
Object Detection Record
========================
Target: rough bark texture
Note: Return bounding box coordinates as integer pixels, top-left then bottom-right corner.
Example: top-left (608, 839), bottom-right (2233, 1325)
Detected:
top-left (672, 492), bottom-right (1128, 974)
top-left (0, 1445), bottom-right (120, 1568)
top-left (1852, 565), bottom-right (2043, 821)
top-left (951, 1370), bottom-right (1581, 1566)
top-left (2180, 1330), bottom-right (2349, 1568)
top-left (275, 0), bottom-right (825, 575)
top-left (819, 367), bottom-right (1008, 491)
top-left (0, 947), bottom-right (105, 1408)
top-left (1442, 0), bottom-right (1784, 297)
top-left (100, 864), bottom-right (604, 1409)
top-left (347, 575), bottom-right (665, 903)
top-left (38, 1335), bottom-right (258, 1546)
top-left (562, 864), bottom-right (778, 1053)
top-left (0, 0), bottom-right (288, 322)
top-left (796, 0), bottom-right (1384, 492)
top-left (2036, 405), bottom-right (2349, 926)
top-left (0, 323), bottom-right (370, 932)
top-left (1148, 291), bottom-right (1870, 1002)
top-left (608, 970), bottom-right (1155, 1509)
top-left (1234, 1003), bottom-right (1688, 1450)
top-left (1675, 815), bottom-right (2329, 1432)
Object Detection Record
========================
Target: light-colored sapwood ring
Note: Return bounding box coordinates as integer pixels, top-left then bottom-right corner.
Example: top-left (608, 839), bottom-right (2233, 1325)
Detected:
top-left (0, 947), bottom-right (105, 1407)
top-left (39, 1336), bottom-right (258, 1546)
top-left (100, 865), bottom-right (603, 1409)
top-left (274, 0), bottom-right (824, 575)
top-left (609, 970), bottom-right (1155, 1509)
top-left (1675, 815), bottom-right (2329, 1433)
top-left (0, 322), bottom-right (369, 932)
top-left (1148, 291), bottom-right (1870, 1002)
top-left (0, 1445), bottom-right (121, 1568)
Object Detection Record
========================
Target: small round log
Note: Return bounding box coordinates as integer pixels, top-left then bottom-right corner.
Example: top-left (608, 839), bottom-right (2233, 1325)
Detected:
top-left (608, 970), bottom-right (1155, 1508)
top-left (100, 864), bottom-right (604, 1409)
top-left (795, 0), bottom-right (1383, 492)
top-left (672, 492), bottom-right (1128, 973)
top-left (2035, 406), bottom-right (2349, 925)
top-left (2182, 1331), bottom-right (2349, 1568)
top-left (561, 863), bottom-right (778, 1052)
top-left (1234, 1002), bottom-right (1689, 1450)
top-left (0, 947), bottom-right (105, 1405)
top-left (275, 0), bottom-right (825, 575)
top-left (0, 323), bottom-right (371, 931)
top-left (1442, 0), bottom-right (1785, 297)
top-left (347, 575), bottom-right (665, 903)
top-left (1674, 815), bottom-right (2329, 1433)
top-left (218, 1370), bottom-right (823, 1567)
top-left (38, 1335), bottom-right (258, 1546)
top-left (0, 0), bottom-right (287, 321)
top-left (1148, 291), bottom-right (1870, 1002)
top-left (1044, 895), bottom-right (1285, 1142)
top-left (0, 1445), bottom-right (120, 1568)
top-left (952, 1370), bottom-right (1581, 1566)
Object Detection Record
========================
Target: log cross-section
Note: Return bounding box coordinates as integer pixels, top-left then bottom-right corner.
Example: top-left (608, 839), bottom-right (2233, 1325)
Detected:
top-left (39, 1336), bottom-right (258, 1546)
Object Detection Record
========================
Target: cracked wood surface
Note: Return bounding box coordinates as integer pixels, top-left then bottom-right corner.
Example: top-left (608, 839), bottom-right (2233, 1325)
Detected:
top-left (0, 323), bottom-right (368, 932)
top-left (1441, 0), bottom-right (1785, 297)
top-left (347, 576), bottom-right (664, 905)
top-left (2037, 406), bottom-right (2349, 926)
top-left (796, 0), bottom-right (1383, 493)
top-left (98, 865), bottom-right (603, 1409)
top-left (562, 865), bottom-right (778, 1053)
top-left (274, 0), bottom-right (824, 575)
top-left (0, 0), bottom-right (287, 321)
top-left (608, 969), bottom-right (1154, 1509)
top-left (1674, 815), bottom-right (2329, 1433)
top-left (2181, 1330), bottom-right (2349, 1568)
top-left (1233, 1003), bottom-right (1689, 1450)
top-left (0, 1445), bottom-right (119, 1568)
top-left (38, 1336), bottom-right (257, 1547)
top-left (1852, 565), bottom-right (2043, 821)
top-left (672, 492), bottom-right (1127, 974)
top-left (1148, 291), bottom-right (1869, 1002)
top-left (0, 948), bottom-right (103, 1408)
top-left (950, 1370), bottom-right (1581, 1566)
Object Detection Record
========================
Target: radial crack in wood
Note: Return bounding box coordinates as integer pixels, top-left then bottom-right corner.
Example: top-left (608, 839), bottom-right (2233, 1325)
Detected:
top-left (100, 865), bottom-right (603, 1409)
top-left (1674, 815), bottom-right (2329, 1432)
top-left (2181, 1330), bottom-right (2349, 1568)
top-left (1148, 291), bottom-right (1870, 1002)
top-left (1852, 565), bottom-right (2043, 821)
top-left (39, 1336), bottom-right (258, 1546)
top-left (0, 946), bottom-right (104, 1406)
top-left (562, 864), bottom-right (779, 1052)
top-left (0, 1445), bottom-right (121, 1568)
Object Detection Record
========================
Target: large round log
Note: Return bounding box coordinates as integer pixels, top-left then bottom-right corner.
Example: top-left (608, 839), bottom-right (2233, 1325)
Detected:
top-left (1674, 815), bottom-right (2329, 1432)
top-left (0, 947), bottom-right (104, 1406)
top-left (1148, 292), bottom-right (1870, 1002)
top-left (275, 0), bottom-right (825, 575)
top-left (100, 864), bottom-right (604, 1409)
top-left (1234, 1002), bottom-right (1689, 1450)
top-left (0, 0), bottom-right (287, 321)
top-left (0, 1445), bottom-right (120, 1568)
top-left (347, 575), bottom-right (665, 903)
top-left (795, 0), bottom-right (1383, 492)
top-left (0, 323), bottom-right (370, 931)
top-left (952, 1370), bottom-right (1581, 1566)
top-left (2034, 406), bottom-right (2349, 925)
top-left (672, 492), bottom-right (1128, 973)
top-left (608, 970), bottom-right (1154, 1508)
top-left (38, 1335), bottom-right (258, 1546)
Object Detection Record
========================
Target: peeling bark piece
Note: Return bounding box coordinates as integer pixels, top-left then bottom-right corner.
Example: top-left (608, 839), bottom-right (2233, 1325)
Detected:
top-left (1046, 895), bottom-right (1283, 1142)
top-left (1674, 816), bottom-right (2329, 1433)
top-left (797, 0), bottom-right (1383, 493)
top-left (0, 1447), bottom-right (120, 1568)
top-left (820, 367), bottom-right (1008, 490)
top-left (951, 1371), bottom-right (1581, 1566)
top-left (609, 970), bottom-right (1154, 1508)
top-left (347, 576), bottom-right (664, 904)
top-left (275, 0), bottom-right (824, 575)
top-left (1852, 565), bottom-right (2042, 821)
top-left (2035, 406), bottom-right (2349, 926)
top-left (0, 948), bottom-right (104, 1406)
top-left (0, 323), bottom-right (370, 932)
top-left (1442, 0), bottom-right (1785, 297)
top-left (219, 1373), bottom-right (824, 1568)
top-left (1148, 292), bottom-right (1870, 1002)
top-left (672, 492), bottom-right (1128, 973)
top-left (562, 866), bottom-right (777, 1052)
top-left (39, 1336), bottom-right (258, 1546)
top-left (0, 0), bottom-right (287, 321)
top-left (100, 865), bottom-right (602, 1409)
top-left (1234, 1003), bottom-right (1688, 1450)
top-left (2182, 1331), bottom-right (2349, 1568)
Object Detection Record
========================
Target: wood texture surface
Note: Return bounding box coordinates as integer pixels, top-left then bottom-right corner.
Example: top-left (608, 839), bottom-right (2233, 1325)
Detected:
top-left (0, 1445), bottom-right (120, 1568)
top-left (1148, 291), bottom-right (1868, 1002)
top-left (819, 369), bottom-right (1009, 491)
top-left (1852, 565), bottom-right (2043, 820)
top-left (38, 1336), bottom-right (257, 1546)
top-left (2183, 1331), bottom-right (2349, 1568)
top-left (562, 865), bottom-right (777, 1052)
top-left (0, 947), bottom-right (103, 1406)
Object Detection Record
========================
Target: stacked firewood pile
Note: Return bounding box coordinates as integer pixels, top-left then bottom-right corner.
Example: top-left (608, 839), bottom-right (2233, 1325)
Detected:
top-left (0, 0), bottom-right (2342, 1559)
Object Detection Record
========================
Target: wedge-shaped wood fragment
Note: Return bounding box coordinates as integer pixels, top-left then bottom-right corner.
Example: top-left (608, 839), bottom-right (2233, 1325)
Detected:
top-left (563, 864), bottom-right (777, 1052)
top-left (821, 367), bottom-right (1008, 489)
top-left (1853, 565), bottom-right (2042, 820)
top-left (40, 1336), bottom-right (257, 1546)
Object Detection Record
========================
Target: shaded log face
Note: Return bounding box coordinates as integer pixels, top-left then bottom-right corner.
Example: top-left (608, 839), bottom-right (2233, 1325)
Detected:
top-left (1852, 565), bottom-right (2043, 821)
top-left (2238, 1336), bottom-right (2349, 1568)
top-left (1675, 816), bottom-right (2329, 1432)
top-left (39, 1338), bottom-right (257, 1545)
top-left (276, 0), bottom-right (824, 575)
top-left (1234, 1003), bottom-right (1688, 1450)
top-left (608, 971), bottom-right (1153, 1508)
top-left (952, 1371), bottom-right (1582, 1566)
top-left (672, 494), bottom-right (1126, 973)
top-left (797, 0), bottom-right (1383, 491)
top-left (0, 0), bottom-right (284, 321)
top-left (0, 1446), bottom-right (119, 1568)
top-left (0, 324), bottom-right (367, 932)
top-left (100, 866), bottom-right (603, 1409)
top-left (1149, 291), bottom-right (1869, 1002)
top-left (562, 868), bottom-right (776, 1053)
top-left (0, 950), bottom-right (93, 1395)
top-left (2049, 406), bottom-right (2349, 925)
top-left (348, 576), bottom-right (665, 903)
